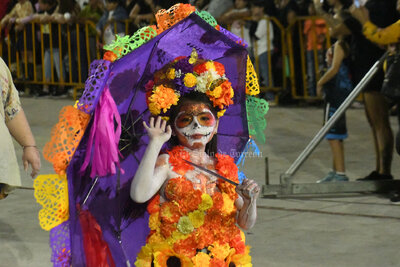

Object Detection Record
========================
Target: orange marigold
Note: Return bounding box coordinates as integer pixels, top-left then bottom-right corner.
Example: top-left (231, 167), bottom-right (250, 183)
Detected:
top-left (147, 194), bottom-right (160, 214)
top-left (167, 146), bottom-right (194, 175)
top-left (148, 85), bottom-right (179, 114)
top-left (165, 177), bottom-right (194, 201)
top-left (229, 233), bottom-right (246, 255)
top-left (173, 233), bottom-right (198, 258)
top-left (209, 257), bottom-right (226, 267)
top-left (178, 189), bottom-right (202, 214)
top-left (160, 202), bottom-right (181, 224)
top-left (207, 80), bottom-right (234, 110)
top-left (160, 222), bottom-right (176, 238)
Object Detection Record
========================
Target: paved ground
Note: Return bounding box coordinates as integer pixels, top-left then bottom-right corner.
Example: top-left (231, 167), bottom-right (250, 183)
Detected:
top-left (1, 97), bottom-right (400, 267)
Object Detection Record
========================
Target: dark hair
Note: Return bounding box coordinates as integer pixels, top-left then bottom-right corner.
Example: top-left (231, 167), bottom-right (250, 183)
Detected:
top-left (168, 91), bottom-right (218, 156)
top-left (251, 0), bottom-right (265, 8)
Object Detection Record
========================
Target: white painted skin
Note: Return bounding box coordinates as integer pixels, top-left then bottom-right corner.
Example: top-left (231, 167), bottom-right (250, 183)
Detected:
top-left (130, 103), bottom-right (260, 230)
top-left (173, 109), bottom-right (216, 147)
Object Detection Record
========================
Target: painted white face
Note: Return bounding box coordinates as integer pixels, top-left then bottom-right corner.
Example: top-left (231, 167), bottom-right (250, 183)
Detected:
top-left (174, 103), bottom-right (217, 149)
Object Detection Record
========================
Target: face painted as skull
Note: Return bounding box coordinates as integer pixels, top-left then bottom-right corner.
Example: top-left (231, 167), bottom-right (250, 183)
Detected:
top-left (174, 103), bottom-right (218, 149)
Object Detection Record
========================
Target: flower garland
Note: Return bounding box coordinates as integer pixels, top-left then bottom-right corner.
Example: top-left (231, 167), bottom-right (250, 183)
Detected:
top-left (135, 146), bottom-right (251, 267)
top-left (145, 50), bottom-right (235, 119)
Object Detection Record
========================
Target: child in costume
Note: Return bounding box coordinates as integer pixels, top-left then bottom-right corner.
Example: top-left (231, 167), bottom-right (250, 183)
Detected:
top-left (35, 3), bottom-right (268, 266)
top-left (131, 52), bottom-right (260, 266)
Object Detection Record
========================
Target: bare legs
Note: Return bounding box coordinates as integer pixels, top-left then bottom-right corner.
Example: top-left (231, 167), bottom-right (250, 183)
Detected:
top-left (329, 139), bottom-right (345, 173)
top-left (363, 91), bottom-right (393, 175)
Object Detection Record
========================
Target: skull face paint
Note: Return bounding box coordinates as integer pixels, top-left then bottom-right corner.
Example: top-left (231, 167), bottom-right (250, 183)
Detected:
top-left (174, 103), bottom-right (217, 149)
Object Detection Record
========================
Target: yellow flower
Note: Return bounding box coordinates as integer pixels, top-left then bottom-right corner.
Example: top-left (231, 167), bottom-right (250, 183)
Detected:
top-left (208, 85), bottom-right (222, 98)
top-left (221, 192), bottom-right (235, 215)
top-left (188, 210), bottom-right (205, 228)
top-left (148, 231), bottom-right (164, 244)
top-left (169, 230), bottom-right (188, 243)
top-left (192, 252), bottom-right (210, 266)
top-left (148, 102), bottom-right (161, 115)
top-left (183, 73), bottom-right (197, 87)
top-left (205, 61), bottom-right (215, 72)
top-left (167, 68), bottom-right (176, 80)
top-left (149, 212), bottom-right (160, 230)
top-left (217, 109), bottom-right (226, 118)
top-left (208, 243), bottom-right (232, 260)
top-left (229, 246), bottom-right (252, 266)
top-left (198, 194), bottom-right (213, 211)
top-left (161, 116), bottom-right (170, 121)
top-left (177, 216), bottom-right (194, 234)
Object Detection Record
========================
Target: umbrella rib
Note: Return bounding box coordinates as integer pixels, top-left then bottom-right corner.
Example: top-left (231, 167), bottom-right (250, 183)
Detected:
top-left (123, 40), bottom-right (161, 128)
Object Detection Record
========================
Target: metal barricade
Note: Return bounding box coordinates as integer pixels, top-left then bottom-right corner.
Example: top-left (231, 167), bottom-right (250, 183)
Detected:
top-left (0, 19), bottom-right (101, 99)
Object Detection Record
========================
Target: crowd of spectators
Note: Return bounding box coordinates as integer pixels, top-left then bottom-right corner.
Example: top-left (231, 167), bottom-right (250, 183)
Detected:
top-left (0, 0), bottom-right (399, 103)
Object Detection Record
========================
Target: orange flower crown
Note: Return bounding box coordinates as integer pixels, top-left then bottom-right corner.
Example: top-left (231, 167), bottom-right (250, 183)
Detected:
top-left (145, 49), bottom-right (234, 119)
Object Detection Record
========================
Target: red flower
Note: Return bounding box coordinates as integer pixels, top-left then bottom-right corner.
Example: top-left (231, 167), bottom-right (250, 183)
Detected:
top-left (215, 154), bottom-right (239, 199)
top-left (213, 61), bottom-right (225, 76)
top-left (147, 194), bottom-right (160, 214)
top-left (193, 62), bottom-right (208, 75)
top-left (168, 146), bottom-right (194, 175)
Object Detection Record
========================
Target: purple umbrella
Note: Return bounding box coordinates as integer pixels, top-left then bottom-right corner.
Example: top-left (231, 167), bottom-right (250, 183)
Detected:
top-left (64, 12), bottom-right (256, 267)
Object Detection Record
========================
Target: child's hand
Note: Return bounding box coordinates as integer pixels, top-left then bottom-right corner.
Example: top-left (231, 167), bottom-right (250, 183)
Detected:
top-left (143, 116), bottom-right (172, 145)
top-left (236, 179), bottom-right (260, 201)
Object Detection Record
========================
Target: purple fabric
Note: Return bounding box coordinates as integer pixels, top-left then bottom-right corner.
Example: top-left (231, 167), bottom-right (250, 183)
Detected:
top-left (50, 221), bottom-right (71, 267)
top-left (67, 13), bottom-right (249, 266)
top-left (219, 25), bottom-right (249, 48)
top-left (78, 60), bottom-right (111, 114)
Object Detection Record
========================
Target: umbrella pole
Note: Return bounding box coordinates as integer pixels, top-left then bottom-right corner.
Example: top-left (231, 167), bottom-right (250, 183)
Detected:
top-left (262, 51), bottom-right (394, 197)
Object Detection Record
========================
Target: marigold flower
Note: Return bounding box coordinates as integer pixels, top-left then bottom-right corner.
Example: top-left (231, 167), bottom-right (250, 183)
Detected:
top-left (167, 68), bottom-right (176, 80)
top-left (160, 202), bottom-right (181, 224)
top-left (208, 243), bottom-right (231, 260)
top-left (173, 234), bottom-right (198, 258)
top-left (148, 85), bottom-right (179, 114)
top-left (177, 216), bottom-right (194, 234)
top-left (198, 193), bottom-right (213, 211)
top-left (147, 195), bottom-right (160, 214)
top-left (149, 212), bottom-right (161, 231)
top-left (221, 192), bottom-right (235, 215)
top-left (167, 146), bottom-right (194, 175)
top-left (188, 210), bottom-right (205, 228)
top-left (192, 252), bottom-right (210, 266)
top-left (183, 73), bottom-right (197, 87)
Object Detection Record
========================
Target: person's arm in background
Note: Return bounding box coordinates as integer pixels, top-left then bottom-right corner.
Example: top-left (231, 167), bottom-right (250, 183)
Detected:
top-left (1, 58), bottom-right (40, 178)
top-left (6, 110), bottom-right (41, 178)
top-left (351, 5), bottom-right (400, 45)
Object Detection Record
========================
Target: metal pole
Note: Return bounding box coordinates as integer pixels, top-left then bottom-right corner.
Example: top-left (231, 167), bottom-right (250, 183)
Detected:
top-left (284, 51), bottom-right (389, 177)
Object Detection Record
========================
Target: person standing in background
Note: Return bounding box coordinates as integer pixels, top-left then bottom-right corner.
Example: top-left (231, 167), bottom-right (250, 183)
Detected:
top-left (343, 0), bottom-right (398, 181)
